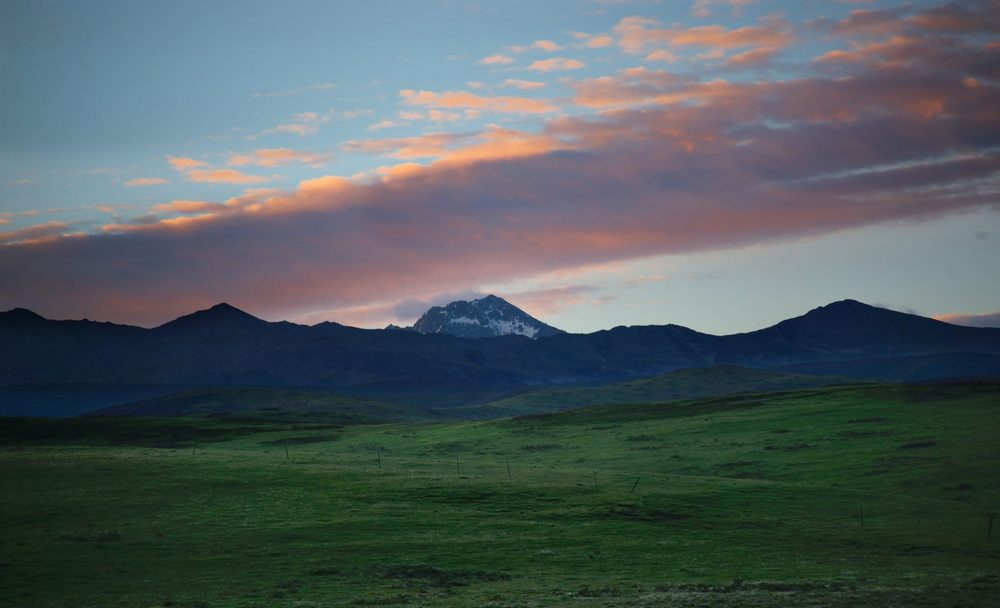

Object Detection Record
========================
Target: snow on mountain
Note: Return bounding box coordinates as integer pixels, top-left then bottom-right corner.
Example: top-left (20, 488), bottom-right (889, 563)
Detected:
top-left (411, 295), bottom-right (564, 339)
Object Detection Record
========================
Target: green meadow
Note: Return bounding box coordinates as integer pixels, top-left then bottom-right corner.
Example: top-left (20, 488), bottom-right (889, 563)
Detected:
top-left (2, 382), bottom-right (998, 607)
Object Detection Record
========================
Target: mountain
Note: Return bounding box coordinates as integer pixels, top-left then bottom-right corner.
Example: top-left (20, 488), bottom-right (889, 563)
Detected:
top-left (1, 299), bottom-right (998, 415)
top-left (412, 295), bottom-right (564, 338)
top-left (714, 300), bottom-right (1000, 366)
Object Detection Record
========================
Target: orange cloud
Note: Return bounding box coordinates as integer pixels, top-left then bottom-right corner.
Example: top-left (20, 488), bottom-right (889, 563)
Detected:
top-left (502, 79), bottom-right (547, 90)
top-left (479, 54), bottom-right (514, 65)
top-left (167, 157), bottom-right (207, 171)
top-left (344, 132), bottom-right (463, 159)
top-left (614, 16), bottom-right (793, 54)
top-left (0, 221), bottom-right (74, 246)
top-left (124, 177), bottom-right (169, 187)
top-left (400, 89), bottom-right (557, 114)
top-left (228, 148), bottom-right (334, 168)
top-left (724, 45), bottom-right (781, 68)
top-left (152, 200), bottom-right (223, 214)
top-left (187, 169), bottom-right (269, 184)
top-left (344, 126), bottom-right (563, 164)
top-left (644, 49), bottom-right (679, 62)
top-left (530, 39), bottom-right (562, 52)
top-left (934, 310), bottom-right (1000, 328)
top-left (588, 35), bottom-right (615, 48)
top-left (528, 57), bottom-right (586, 72)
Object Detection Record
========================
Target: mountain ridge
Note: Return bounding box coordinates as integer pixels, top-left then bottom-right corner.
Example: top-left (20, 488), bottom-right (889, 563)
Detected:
top-left (1, 299), bottom-right (998, 389)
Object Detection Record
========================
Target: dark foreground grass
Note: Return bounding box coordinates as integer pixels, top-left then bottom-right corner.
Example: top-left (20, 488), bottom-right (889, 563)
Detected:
top-left (1, 382), bottom-right (998, 607)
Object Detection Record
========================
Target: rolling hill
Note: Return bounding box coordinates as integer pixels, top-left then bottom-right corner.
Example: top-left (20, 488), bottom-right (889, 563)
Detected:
top-left (2, 299), bottom-right (998, 418)
top-left (460, 365), bottom-right (857, 418)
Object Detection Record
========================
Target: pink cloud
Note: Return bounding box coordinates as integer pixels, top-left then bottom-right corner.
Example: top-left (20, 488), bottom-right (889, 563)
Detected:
top-left (528, 58), bottom-right (586, 72)
top-left (228, 148), bottom-right (334, 168)
top-left (152, 200), bottom-right (225, 214)
top-left (167, 157), bottom-right (207, 171)
top-left (587, 35), bottom-right (615, 48)
top-left (934, 310), bottom-right (1000, 328)
top-left (187, 169), bottom-right (269, 184)
top-left (1, 18), bottom-right (997, 325)
top-left (502, 79), bottom-right (547, 90)
top-left (506, 285), bottom-right (606, 317)
top-left (830, 7), bottom-right (907, 37)
top-left (399, 89), bottom-right (557, 113)
top-left (0, 222), bottom-right (75, 246)
top-left (724, 45), bottom-right (781, 68)
top-left (344, 125), bottom-right (563, 164)
top-left (530, 39), bottom-right (562, 52)
top-left (615, 16), bottom-right (793, 54)
top-left (908, 1), bottom-right (1000, 34)
top-left (479, 54), bottom-right (515, 65)
top-left (123, 177), bottom-right (169, 187)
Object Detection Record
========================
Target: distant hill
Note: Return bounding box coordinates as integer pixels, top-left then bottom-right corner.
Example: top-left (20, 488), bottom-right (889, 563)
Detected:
top-left (411, 295), bottom-right (564, 339)
top-left (0, 383), bottom-right (201, 418)
top-left (460, 365), bottom-right (856, 418)
top-left (2, 300), bottom-right (998, 413)
top-left (774, 352), bottom-right (1000, 382)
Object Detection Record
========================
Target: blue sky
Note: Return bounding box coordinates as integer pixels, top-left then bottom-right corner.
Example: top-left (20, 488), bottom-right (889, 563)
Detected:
top-left (1, 0), bottom-right (998, 332)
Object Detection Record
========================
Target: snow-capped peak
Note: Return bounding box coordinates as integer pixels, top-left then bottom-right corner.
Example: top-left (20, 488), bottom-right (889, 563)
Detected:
top-left (411, 295), bottom-right (564, 339)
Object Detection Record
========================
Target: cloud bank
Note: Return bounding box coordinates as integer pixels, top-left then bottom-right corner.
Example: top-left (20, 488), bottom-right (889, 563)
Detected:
top-left (2, 1), bottom-right (998, 326)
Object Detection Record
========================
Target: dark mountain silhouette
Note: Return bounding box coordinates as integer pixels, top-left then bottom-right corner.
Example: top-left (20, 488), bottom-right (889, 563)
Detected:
top-left (1, 301), bottom-right (998, 409)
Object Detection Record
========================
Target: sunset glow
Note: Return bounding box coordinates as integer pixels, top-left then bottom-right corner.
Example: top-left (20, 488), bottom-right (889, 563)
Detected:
top-left (1, 0), bottom-right (998, 330)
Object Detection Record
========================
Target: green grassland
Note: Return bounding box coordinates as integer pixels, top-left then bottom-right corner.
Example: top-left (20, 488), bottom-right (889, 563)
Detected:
top-left (1, 382), bottom-right (998, 607)
top-left (90, 387), bottom-right (437, 422)
top-left (456, 366), bottom-right (855, 418)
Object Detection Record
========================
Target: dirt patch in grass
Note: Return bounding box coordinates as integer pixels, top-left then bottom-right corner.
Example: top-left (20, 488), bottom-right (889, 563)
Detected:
top-left (899, 439), bottom-right (938, 449)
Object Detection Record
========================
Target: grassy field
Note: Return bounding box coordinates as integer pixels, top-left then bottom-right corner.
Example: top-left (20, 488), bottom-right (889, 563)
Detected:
top-left (1, 382), bottom-right (998, 607)
top-left (455, 365), bottom-right (854, 418)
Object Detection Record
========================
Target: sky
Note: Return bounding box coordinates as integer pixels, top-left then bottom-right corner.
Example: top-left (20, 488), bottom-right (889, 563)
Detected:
top-left (1, 0), bottom-right (998, 334)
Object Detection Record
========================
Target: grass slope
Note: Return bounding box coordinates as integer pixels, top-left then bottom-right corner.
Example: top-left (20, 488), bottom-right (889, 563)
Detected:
top-left (1, 382), bottom-right (998, 607)
top-left (89, 387), bottom-right (436, 422)
top-left (0, 383), bottom-right (202, 417)
top-left (462, 365), bottom-right (855, 418)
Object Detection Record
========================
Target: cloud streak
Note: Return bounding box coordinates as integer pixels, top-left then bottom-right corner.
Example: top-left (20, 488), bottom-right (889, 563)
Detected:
top-left (935, 310), bottom-right (1000, 328)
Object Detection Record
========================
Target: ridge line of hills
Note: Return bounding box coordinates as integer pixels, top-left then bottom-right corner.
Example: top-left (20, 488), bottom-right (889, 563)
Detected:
top-left (2, 298), bottom-right (999, 389)
top-left (2, 297), bottom-right (999, 417)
